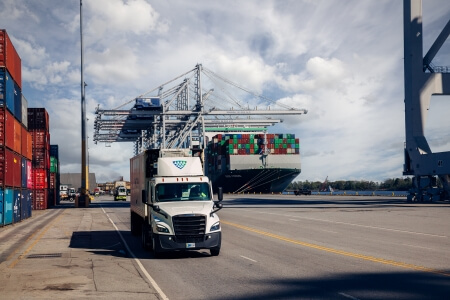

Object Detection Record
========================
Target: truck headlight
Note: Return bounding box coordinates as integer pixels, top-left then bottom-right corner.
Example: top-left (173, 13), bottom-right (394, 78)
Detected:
top-left (156, 224), bottom-right (170, 233)
top-left (210, 222), bottom-right (220, 232)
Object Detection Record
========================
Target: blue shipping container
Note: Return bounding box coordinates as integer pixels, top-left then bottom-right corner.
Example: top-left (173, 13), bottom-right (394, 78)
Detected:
top-left (0, 189), bottom-right (3, 226)
top-left (14, 80), bottom-right (21, 121)
top-left (50, 144), bottom-right (59, 158)
top-left (21, 157), bottom-right (27, 188)
top-left (4, 188), bottom-right (13, 225)
top-left (0, 68), bottom-right (15, 113)
top-left (13, 189), bottom-right (21, 223)
top-left (20, 189), bottom-right (31, 220)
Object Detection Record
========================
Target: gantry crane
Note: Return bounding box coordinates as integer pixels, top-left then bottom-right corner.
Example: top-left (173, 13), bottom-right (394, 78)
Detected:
top-left (93, 64), bottom-right (308, 155)
top-left (403, 0), bottom-right (450, 201)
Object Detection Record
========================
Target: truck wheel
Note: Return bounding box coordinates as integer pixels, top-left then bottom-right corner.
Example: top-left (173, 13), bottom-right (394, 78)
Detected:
top-left (210, 248), bottom-right (220, 256)
top-left (152, 235), bottom-right (163, 258)
top-left (141, 223), bottom-right (151, 251)
top-left (130, 213), bottom-right (139, 236)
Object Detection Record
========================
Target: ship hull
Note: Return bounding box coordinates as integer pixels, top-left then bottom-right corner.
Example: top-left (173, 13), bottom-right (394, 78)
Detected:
top-left (210, 168), bottom-right (300, 193)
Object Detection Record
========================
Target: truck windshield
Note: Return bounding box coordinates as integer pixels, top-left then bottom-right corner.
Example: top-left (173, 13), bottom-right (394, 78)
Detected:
top-left (156, 183), bottom-right (210, 202)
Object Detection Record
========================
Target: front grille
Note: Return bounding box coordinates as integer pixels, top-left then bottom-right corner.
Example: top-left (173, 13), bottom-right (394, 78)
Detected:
top-left (173, 214), bottom-right (206, 238)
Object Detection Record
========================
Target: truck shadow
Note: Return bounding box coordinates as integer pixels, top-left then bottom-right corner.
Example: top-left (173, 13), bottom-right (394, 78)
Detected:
top-left (69, 230), bottom-right (213, 260)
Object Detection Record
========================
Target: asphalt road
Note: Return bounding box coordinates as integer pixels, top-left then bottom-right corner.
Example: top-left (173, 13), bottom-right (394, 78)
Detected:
top-left (96, 194), bottom-right (450, 300)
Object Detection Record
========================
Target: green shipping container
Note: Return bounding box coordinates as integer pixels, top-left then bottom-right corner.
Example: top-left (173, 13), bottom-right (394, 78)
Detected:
top-left (50, 157), bottom-right (58, 173)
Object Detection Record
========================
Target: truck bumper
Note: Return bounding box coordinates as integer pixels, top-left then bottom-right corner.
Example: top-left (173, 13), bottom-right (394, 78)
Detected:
top-left (156, 232), bottom-right (221, 251)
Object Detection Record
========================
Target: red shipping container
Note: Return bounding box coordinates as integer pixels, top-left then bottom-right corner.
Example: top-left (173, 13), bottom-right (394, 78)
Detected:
top-left (20, 127), bottom-right (32, 159)
top-left (4, 147), bottom-right (21, 187)
top-left (32, 189), bottom-right (47, 210)
top-left (5, 108), bottom-right (14, 150)
top-left (49, 172), bottom-right (55, 189)
top-left (27, 108), bottom-right (49, 131)
top-left (13, 117), bottom-right (21, 154)
top-left (32, 148), bottom-right (49, 169)
top-left (26, 159), bottom-right (32, 188)
top-left (32, 168), bottom-right (47, 189)
top-left (0, 30), bottom-right (22, 89)
top-left (21, 125), bottom-right (27, 157)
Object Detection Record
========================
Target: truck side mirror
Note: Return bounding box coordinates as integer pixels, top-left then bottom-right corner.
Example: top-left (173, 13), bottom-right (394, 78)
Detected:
top-left (218, 187), bottom-right (223, 201)
top-left (141, 189), bottom-right (147, 204)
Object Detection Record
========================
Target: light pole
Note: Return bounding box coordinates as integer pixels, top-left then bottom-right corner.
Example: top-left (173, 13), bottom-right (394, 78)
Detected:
top-left (80, 0), bottom-right (89, 207)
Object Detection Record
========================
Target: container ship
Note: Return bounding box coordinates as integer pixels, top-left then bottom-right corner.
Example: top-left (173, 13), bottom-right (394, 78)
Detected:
top-left (206, 133), bottom-right (301, 193)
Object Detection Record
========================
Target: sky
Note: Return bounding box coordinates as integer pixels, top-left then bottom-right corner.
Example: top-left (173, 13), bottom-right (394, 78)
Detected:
top-left (1, 0), bottom-right (449, 184)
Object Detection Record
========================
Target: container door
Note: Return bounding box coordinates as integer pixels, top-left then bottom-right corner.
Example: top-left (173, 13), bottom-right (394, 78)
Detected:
top-left (0, 188), bottom-right (3, 226)
top-left (13, 189), bottom-right (20, 223)
top-left (20, 189), bottom-right (29, 220)
top-left (4, 188), bottom-right (13, 225)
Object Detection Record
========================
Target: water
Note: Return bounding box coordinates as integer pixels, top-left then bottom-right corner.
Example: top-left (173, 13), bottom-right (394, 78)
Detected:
top-left (284, 190), bottom-right (408, 197)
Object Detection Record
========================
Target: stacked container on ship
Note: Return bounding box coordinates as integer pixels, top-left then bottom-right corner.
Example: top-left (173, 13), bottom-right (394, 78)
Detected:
top-left (0, 29), bottom-right (33, 226)
top-left (206, 133), bottom-right (301, 193)
top-left (28, 108), bottom-right (51, 210)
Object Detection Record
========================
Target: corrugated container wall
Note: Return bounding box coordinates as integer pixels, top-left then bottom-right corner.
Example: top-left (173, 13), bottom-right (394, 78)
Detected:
top-left (0, 30), bottom-right (22, 89)
top-left (0, 68), bottom-right (14, 114)
top-left (21, 94), bottom-right (27, 128)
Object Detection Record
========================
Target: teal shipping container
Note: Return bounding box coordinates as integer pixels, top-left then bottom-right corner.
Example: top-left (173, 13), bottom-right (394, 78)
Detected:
top-left (3, 188), bottom-right (13, 225)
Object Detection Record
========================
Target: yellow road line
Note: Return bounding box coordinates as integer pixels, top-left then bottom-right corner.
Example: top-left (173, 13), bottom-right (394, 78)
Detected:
top-left (8, 210), bottom-right (66, 269)
top-left (222, 220), bottom-right (450, 277)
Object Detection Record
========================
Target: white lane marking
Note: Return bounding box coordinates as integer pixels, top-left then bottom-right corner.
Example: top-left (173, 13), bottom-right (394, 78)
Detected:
top-left (101, 207), bottom-right (169, 300)
top-left (401, 243), bottom-right (436, 250)
top-left (339, 292), bottom-right (360, 300)
top-left (240, 255), bottom-right (257, 263)
top-left (236, 209), bottom-right (447, 238)
top-left (318, 229), bottom-right (338, 234)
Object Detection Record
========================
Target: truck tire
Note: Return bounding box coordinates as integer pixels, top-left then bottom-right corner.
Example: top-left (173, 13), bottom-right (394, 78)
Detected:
top-left (141, 223), bottom-right (151, 251)
top-left (130, 213), bottom-right (139, 236)
top-left (152, 234), bottom-right (163, 258)
top-left (210, 247), bottom-right (220, 256)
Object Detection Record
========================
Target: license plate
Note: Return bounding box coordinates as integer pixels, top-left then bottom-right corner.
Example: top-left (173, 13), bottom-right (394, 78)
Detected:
top-left (186, 243), bottom-right (195, 248)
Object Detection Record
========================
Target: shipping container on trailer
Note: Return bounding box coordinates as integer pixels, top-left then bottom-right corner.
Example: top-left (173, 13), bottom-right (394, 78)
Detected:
top-left (20, 189), bottom-right (31, 220)
top-left (32, 189), bottom-right (47, 210)
top-left (0, 30), bottom-right (22, 89)
top-left (13, 188), bottom-right (20, 223)
top-left (3, 188), bottom-right (13, 225)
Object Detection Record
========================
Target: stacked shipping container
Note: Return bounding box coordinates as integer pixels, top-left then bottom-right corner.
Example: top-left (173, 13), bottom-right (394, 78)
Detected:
top-left (1, 29), bottom-right (32, 226)
top-left (207, 133), bottom-right (300, 170)
top-left (28, 108), bottom-right (51, 210)
top-left (49, 145), bottom-right (60, 206)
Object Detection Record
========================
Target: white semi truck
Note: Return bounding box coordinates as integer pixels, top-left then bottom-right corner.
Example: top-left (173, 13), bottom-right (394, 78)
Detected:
top-left (130, 149), bottom-right (223, 257)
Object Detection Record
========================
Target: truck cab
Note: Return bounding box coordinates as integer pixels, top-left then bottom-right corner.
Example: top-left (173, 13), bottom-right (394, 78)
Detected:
top-left (130, 149), bottom-right (223, 257)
